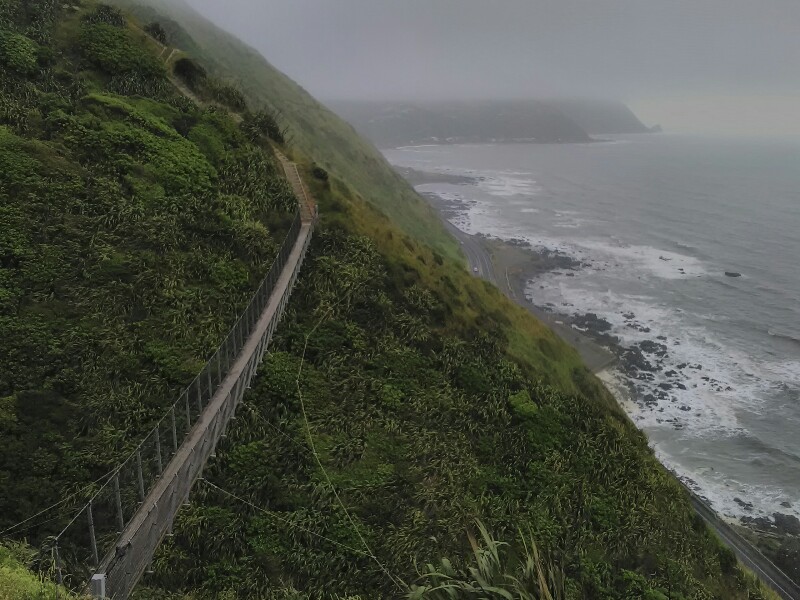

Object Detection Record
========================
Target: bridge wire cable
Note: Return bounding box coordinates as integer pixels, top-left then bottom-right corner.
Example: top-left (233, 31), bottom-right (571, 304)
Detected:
top-left (200, 481), bottom-right (368, 557)
top-left (47, 209), bottom-right (301, 543)
top-left (0, 465), bottom-right (120, 538)
top-left (294, 307), bottom-right (408, 592)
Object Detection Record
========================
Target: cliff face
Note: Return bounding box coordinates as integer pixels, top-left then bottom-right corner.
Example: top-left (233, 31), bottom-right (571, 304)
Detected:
top-left (328, 100), bottom-right (593, 147)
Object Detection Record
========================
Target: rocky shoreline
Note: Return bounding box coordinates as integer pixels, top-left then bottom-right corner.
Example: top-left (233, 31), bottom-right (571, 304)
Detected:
top-left (397, 165), bottom-right (800, 583)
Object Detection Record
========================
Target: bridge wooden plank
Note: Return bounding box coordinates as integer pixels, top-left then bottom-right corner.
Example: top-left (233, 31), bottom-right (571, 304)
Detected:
top-left (91, 160), bottom-right (316, 598)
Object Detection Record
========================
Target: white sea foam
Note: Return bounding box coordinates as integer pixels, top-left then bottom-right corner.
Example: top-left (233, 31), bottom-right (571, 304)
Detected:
top-left (387, 143), bottom-right (800, 528)
top-left (530, 267), bottom-right (800, 523)
top-left (473, 170), bottom-right (541, 198)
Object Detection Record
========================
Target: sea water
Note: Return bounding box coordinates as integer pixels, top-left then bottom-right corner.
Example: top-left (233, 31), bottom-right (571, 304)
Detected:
top-left (384, 134), bottom-right (800, 527)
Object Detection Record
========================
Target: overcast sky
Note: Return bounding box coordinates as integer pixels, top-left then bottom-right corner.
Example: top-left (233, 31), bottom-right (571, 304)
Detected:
top-left (186, 0), bottom-right (800, 134)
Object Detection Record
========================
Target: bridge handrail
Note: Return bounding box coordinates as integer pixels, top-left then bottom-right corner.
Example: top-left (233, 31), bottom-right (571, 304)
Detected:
top-left (51, 209), bottom-right (309, 595)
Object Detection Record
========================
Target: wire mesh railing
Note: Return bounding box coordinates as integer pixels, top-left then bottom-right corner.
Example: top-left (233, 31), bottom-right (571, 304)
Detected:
top-left (49, 210), bottom-right (311, 597)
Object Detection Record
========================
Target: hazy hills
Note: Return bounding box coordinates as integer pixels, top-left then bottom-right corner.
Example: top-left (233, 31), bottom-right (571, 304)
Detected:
top-left (545, 97), bottom-right (657, 135)
top-left (329, 98), bottom-right (655, 148)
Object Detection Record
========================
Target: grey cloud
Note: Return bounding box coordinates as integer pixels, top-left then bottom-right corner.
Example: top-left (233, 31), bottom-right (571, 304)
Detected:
top-left (184, 0), bottom-right (800, 104)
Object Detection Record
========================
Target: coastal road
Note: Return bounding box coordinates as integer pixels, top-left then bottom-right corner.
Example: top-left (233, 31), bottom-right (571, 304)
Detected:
top-left (688, 493), bottom-right (800, 600)
top-left (448, 222), bottom-right (497, 285)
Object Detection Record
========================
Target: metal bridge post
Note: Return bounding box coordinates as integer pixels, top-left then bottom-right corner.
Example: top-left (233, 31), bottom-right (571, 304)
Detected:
top-left (185, 392), bottom-right (192, 429)
top-left (196, 445), bottom-right (204, 481)
top-left (113, 473), bottom-right (124, 532)
top-left (196, 378), bottom-right (203, 415)
top-left (155, 423), bottom-right (163, 474)
top-left (87, 501), bottom-right (99, 568)
top-left (170, 406), bottom-right (178, 454)
top-left (54, 542), bottom-right (64, 585)
top-left (136, 450), bottom-right (145, 502)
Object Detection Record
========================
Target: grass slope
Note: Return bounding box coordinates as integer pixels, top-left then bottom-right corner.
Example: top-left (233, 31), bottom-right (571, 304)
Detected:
top-left (112, 0), bottom-right (462, 265)
top-left (0, 1), bottom-right (779, 599)
top-left (0, 543), bottom-right (78, 600)
top-left (0, 0), bottom-right (293, 554)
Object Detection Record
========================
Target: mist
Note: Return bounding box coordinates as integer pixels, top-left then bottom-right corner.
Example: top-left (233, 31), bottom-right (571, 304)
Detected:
top-left (185, 0), bottom-right (800, 135)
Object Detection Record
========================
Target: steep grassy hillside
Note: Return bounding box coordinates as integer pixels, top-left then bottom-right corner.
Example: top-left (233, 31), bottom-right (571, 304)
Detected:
top-left (0, 1), bottom-right (779, 599)
top-left (113, 0), bottom-right (462, 265)
top-left (0, 0), bottom-right (294, 542)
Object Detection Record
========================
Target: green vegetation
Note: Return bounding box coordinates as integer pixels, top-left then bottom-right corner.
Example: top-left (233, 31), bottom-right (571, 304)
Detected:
top-left (133, 160), bottom-right (773, 599)
top-left (0, 0), bottom-right (293, 549)
top-left (0, 1), bottom-right (781, 599)
top-left (172, 56), bottom-right (247, 113)
top-left (113, 0), bottom-right (463, 264)
top-left (0, 543), bottom-right (77, 600)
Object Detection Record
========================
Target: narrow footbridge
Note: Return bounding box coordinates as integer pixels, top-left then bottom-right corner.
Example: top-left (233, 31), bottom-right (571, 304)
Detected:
top-left (51, 152), bottom-right (317, 599)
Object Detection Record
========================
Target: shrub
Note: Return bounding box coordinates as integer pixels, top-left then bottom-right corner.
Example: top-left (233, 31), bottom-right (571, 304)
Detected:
top-left (78, 23), bottom-right (164, 77)
top-left (207, 80), bottom-right (247, 112)
top-left (144, 21), bottom-right (167, 45)
top-left (81, 4), bottom-right (126, 27)
top-left (311, 165), bottom-right (328, 182)
top-left (241, 108), bottom-right (285, 144)
top-left (0, 30), bottom-right (39, 74)
top-left (173, 57), bottom-right (207, 90)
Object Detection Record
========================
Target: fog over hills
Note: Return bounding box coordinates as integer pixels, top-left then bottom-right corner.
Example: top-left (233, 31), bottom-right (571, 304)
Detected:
top-left (329, 98), bottom-right (653, 148)
top-left (186, 0), bottom-right (800, 135)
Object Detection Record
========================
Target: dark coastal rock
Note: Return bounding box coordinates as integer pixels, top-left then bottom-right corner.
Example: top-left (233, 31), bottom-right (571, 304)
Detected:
top-left (658, 383), bottom-right (673, 391)
top-left (665, 370), bottom-right (678, 377)
top-left (781, 501), bottom-right (793, 509)
top-left (628, 323), bottom-right (651, 333)
top-left (676, 383), bottom-right (687, 390)
top-left (741, 515), bottom-right (774, 531)
top-left (677, 363), bottom-right (688, 370)
top-left (638, 340), bottom-right (668, 357)
top-left (725, 271), bottom-right (742, 278)
top-left (657, 335), bottom-right (667, 341)
top-left (773, 513), bottom-right (800, 535)
top-left (679, 405), bottom-right (691, 411)
top-left (734, 497), bottom-right (754, 511)
top-left (572, 313), bottom-right (613, 333)
top-left (622, 346), bottom-right (654, 374)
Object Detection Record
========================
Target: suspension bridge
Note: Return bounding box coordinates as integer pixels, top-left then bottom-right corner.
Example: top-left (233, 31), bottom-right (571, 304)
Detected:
top-left (42, 150), bottom-right (317, 599)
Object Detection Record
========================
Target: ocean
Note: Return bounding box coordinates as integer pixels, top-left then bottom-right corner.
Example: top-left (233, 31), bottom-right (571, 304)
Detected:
top-left (384, 134), bottom-right (800, 529)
